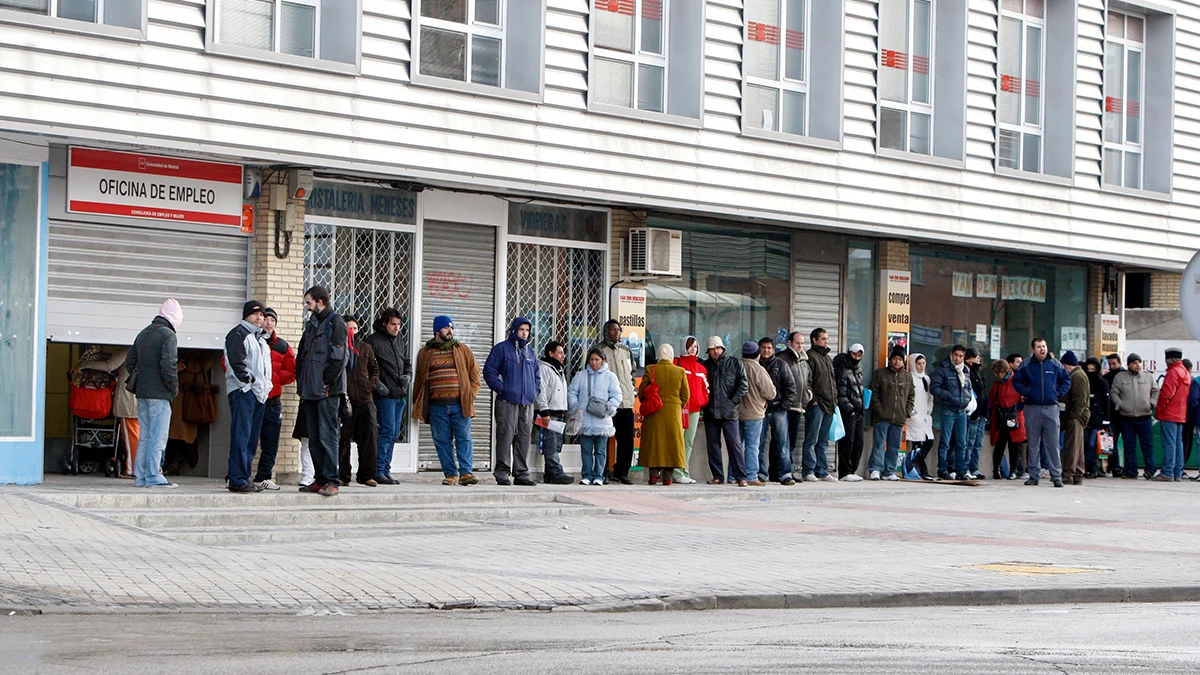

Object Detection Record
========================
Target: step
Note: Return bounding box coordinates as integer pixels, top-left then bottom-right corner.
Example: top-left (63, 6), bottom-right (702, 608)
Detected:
top-left (41, 489), bottom-right (563, 511)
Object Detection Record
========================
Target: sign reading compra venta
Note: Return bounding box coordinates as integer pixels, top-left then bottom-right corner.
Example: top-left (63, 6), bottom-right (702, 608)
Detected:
top-left (66, 147), bottom-right (244, 227)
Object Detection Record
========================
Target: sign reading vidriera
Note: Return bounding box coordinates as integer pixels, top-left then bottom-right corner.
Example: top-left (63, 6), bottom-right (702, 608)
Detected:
top-left (67, 147), bottom-right (243, 227)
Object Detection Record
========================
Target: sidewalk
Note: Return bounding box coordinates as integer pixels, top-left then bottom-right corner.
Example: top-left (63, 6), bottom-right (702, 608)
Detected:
top-left (1, 475), bottom-right (1198, 614)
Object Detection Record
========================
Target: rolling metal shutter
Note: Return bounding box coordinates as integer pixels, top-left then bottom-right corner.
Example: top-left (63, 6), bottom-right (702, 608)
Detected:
top-left (47, 221), bottom-right (247, 347)
top-left (792, 261), bottom-right (842, 352)
top-left (419, 221), bottom-right (497, 471)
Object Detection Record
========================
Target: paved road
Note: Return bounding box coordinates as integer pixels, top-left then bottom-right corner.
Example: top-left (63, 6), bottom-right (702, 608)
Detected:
top-left (7, 602), bottom-right (1200, 673)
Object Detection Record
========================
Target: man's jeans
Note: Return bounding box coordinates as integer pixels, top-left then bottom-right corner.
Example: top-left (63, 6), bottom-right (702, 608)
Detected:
top-left (254, 397), bottom-right (283, 482)
top-left (374, 395), bottom-right (407, 477)
top-left (759, 409), bottom-right (791, 481)
top-left (966, 417), bottom-right (986, 476)
top-left (429, 402), bottom-right (474, 477)
top-left (740, 419), bottom-right (765, 481)
top-left (134, 398), bottom-right (171, 487)
top-left (869, 421), bottom-right (903, 475)
top-left (802, 404), bottom-right (834, 478)
top-left (1024, 403), bottom-right (1062, 480)
top-left (1161, 420), bottom-right (1184, 479)
top-left (1120, 418), bottom-right (1156, 477)
top-left (302, 396), bottom-right (341, 487)
top-left (787, 409), bottom-right (806, 478)
top-left (537, 422), bottom-right (568, 480)
top-left (937, 409), bottom-right (968, 476)
top-left (227, 389), bottom-right (266, 489)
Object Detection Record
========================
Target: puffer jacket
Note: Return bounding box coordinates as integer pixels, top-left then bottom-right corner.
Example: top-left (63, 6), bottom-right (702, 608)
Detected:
top-left (267, 332), bottom-right (296, 400)
top-left (365, 317), bottom-right (410, 399)
top-left (832, 352), bottom-right (865, 416)
top-left (968, 363), bottom-right (987, 420)
top-left (567, 364), bottom-right (623, 436)
top-left (807, 345), bottom-right (836, 413)
top-left (1155, 360), bottom-right (1192, 424)
top-left (778, 346), bottom-right (812, 411)
top-left (702, 353), bottom-right (748, 420)
top-left (675, 353), bottom-right (710, 413)
top-left (1110, 369), bottom-right (1159, 419)
top-left (1012, 355), bottom-right (1071, 407)
top-left (1085, 369), bottom-right (1109, 430)
top-left (223, 319), bottom-right (272, 404)
top-left (761, 355), bottom-right (796, 413)
top-left (124, 316), bottom-right (179, 401)
top-left (870, 364), bottom-right (914, 426)
top-left (930, 357), bottom-right (973, 412)
top-left (483, 317), bottom-right (541, 406)
top-left (535, 357), bottom-right (569, 416)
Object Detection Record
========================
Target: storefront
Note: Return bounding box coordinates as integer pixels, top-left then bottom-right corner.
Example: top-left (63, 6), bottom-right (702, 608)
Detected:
top-left (0, 137), bottom-right (49, 484)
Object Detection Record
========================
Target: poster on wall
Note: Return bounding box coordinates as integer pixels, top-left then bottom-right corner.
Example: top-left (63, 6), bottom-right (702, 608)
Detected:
top-left (975, 324), bottom-right (988, 344)
top-left (952, 272), bottom-right (974, 297)
top-left (610, 286), bottom-right (647, 370)
top-left (911, 324), bottom-right (944, 347)
top-left (1092, 314), bottom-right (1121, 358)
top-left (990, 325), bottom-right (1002, 360)
top-left (879, 270), bottom-right (912, 366)
top-left (976, 274), bottom-right (998, 299)
top-left (1061, 326), bottom-right (1087, 353)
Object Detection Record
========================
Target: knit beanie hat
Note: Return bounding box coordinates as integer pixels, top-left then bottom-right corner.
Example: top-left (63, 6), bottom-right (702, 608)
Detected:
top-left (159, 298), bottom-right (183, 330)
top-left (1061, 350), bottom-right (1079, 366)
top-left (1127, 353), bottom-right (1142, 365)
top-left (742, 341), bottom-right (760, 358)
top-left (242, 300), bottom-right (265, 319)
top-left (433, 315), bottom-right (454, 334)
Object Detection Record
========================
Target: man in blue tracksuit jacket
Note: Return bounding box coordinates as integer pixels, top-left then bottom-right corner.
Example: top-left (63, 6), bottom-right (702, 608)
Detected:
top-left (484, 316), bottom-right (541, 486)
top-left (929, 345), bottom-right (975, 480)
top-left (1012, 337), bottom-right (1072, 487)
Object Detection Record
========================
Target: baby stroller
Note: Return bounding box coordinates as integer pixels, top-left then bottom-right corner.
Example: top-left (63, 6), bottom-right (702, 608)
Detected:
top-left (66, 370), bottom-right (119, 476)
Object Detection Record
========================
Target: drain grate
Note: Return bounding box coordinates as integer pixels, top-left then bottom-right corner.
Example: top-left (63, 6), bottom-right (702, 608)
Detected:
top-left (966, 561), bottom-right (1113, 576)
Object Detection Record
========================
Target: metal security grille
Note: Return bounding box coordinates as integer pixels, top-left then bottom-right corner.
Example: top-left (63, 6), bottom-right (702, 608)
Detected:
top-left (506, 243), bottom-right (606, 379)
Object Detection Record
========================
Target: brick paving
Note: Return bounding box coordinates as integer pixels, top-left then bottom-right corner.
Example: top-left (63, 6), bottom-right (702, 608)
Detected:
top-left (1, 477), bottom-right (1198, 613)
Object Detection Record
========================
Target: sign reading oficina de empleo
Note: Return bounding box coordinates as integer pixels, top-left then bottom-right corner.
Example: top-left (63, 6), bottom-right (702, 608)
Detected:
top-left (66, 147), bottom-right (244, 228)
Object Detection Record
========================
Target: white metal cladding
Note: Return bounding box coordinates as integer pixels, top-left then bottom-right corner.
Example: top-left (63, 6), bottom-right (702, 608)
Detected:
top-left (8, 0), bottom-right (1200, 269)
top-left (46, 220), bottom-right (247, 347)
top-left (419, 220), bottom-right (497, 471)
top-left (792, 261), bottom-right (842, 354)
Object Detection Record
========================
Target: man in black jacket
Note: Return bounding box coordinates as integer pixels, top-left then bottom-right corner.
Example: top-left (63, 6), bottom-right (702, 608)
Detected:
top-left (702, 336), bottom-right (749, 485)
top-left (366, 307), bottom-right (411, 484)
top-left (124, 298), bottom-right (182, 488)
top-left (803, 328), bottom-right (838, 482)
top-left (1103, 353), bottom-right (1125, 477)
top-left (758, 337), bottom-right (797, 484)
top-left (297, 285), bottom-right (348, 497)
top-left (833, 344), bottom-right (866, 481)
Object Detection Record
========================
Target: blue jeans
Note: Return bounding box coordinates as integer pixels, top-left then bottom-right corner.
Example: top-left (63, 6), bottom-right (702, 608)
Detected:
top-left (937, 410), bottom-right (968, 476)
top-left (135, 398), bottom-right (171, 487)
top-left (1161, 420), bottom-right (1184, 479)
top-left (579, 435), bottom-right (607, 482)
top-left (966, 417), bottom-right (986, 475)
top-left (760, 409), bottom-right (791, 481)
top-left (227, 389), bottom-right (266, 488)
top-left (429, 402), bottom-right (473, 477)
top-left (254, 398), bottom-right (282, 482)
top-left (802, 404), bottom-right (835, 478)
top-left (374, 395), bottom-right (407, 477)
top-left (869, 421), bottom-right (903, 474)
top-left (1120, 418), bottom-right (1156, 477)
top-left (740, 419), bottom-right (764, 481)
top-left (537, 423), bottom-right (567, 479)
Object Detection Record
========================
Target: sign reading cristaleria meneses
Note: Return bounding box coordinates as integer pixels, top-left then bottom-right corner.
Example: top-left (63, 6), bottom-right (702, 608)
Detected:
top-left (307, 180), bottom-right (417, 224)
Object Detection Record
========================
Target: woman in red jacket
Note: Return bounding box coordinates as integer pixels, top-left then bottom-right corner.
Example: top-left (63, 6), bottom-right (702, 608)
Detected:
top-left (989, 359), bottom-right (1026, 480)
top-left (674, 336), bottom-right (710, 484)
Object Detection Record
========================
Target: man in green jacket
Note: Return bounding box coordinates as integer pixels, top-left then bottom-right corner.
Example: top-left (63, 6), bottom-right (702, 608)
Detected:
top-left (868, 346), bottom-right (915, 480)
top-left (1060, 351), bottom-right (1091, 485)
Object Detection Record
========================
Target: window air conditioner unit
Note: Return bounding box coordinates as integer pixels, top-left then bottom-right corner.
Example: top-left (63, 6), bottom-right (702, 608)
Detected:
top-left (628, 227), bottom-right (682, 276)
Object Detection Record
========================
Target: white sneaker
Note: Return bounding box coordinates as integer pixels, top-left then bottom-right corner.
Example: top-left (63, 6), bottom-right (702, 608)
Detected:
top-left (1040, 469), bottom-right (1050, 478)
top-left (819, 474), bottom-right (837, 482)
top-left (804, 474), bottom-right (820, 482)
top-left (579, 478), bottom-right (591, 485)
top-left (677, 476), bottom-right (697, 484)
top-left (254, 479), bottom-right (281, 491)
top-left (869, 470), bottom-right (881, 481)
top-left (841, 474), bottom-right (864, 482)
top-left (883, 473), bottom-right (900, 481)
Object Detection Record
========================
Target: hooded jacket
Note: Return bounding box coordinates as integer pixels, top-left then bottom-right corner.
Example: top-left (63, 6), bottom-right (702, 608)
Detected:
top-left (1084, 360), bottom-right (1109, 430)
top-left (870, 362), bottom-right (914, 426)
top-left (1155, 360), bottom-right (1191, 424)
top-left (267, 332), bottom-right (296, 400)
top-left (675, 337), bottom-right (710, 414)
top-left (1012, 355), bottom-right (1071, 407)
top-left (930, 356), bottom-right (974, 412)
top-left (739, 357), bottom-right (778, 421)
top-left (535, 356), bottom-right (569, 416)
top-left (1109, 369), bottom-right (1159, 420)
top-left (365, 317), bottom-right (411, 400)
top-left (567, 362), bottom-right (623, 436)
top-left (124, 315), bottom-right (180, 401)
top-left (807, 344), bottom-right (836, 413)
top-left (483, 317), bottom-right (541, 406)
top-left (224, 319), bottom-right (272, 404)
top-left (778, 345), bottom-right (812, 412)
top-left (702, 350), bottom-right (748, 420)
top-left (598, 323), bottom-right (637, 408)
top-left (760, 354), bottom-right (796, 414)
top-left (906, 354), bottom-right (934, 441)
top-left (833, 351), bottom-right (865, 416)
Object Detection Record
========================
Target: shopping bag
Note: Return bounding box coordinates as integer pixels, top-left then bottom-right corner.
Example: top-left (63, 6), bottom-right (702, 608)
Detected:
top-left (863, 389), bottom-right (872, 411)
top-left (829, 407), bottom-right (846, 442)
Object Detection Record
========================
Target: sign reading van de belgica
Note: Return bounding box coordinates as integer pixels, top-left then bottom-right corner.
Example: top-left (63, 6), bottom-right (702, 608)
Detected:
top-left (507, 203), bottom-right (607, 244)
top-left (307, 181), bottom-right (417, 224)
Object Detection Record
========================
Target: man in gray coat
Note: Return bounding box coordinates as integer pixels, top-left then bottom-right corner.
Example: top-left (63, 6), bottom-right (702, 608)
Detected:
top-left (123, 298), bottom-right (182, 488)
top-left (1110, 353), bottom-right (1160, 479)
top-left (777, 331), bottom-right (812, 481)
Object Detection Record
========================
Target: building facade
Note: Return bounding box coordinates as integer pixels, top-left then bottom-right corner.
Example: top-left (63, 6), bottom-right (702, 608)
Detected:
top-left (2, 0), bottom-right (1197, 482)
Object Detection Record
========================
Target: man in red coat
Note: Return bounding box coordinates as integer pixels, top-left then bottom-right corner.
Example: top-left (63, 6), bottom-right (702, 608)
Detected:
top-left (254, 307), bottom-right (297, 490)
top-left (1155, 347), bottom-right (1191, 481)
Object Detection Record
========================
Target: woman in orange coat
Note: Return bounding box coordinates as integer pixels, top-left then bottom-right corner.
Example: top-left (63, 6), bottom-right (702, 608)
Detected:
top-left (637, 343), bottom-right (690, 485)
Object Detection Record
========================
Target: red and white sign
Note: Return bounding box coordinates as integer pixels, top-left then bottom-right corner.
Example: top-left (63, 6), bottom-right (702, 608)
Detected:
top-left (67, 148), bottom-right (243, 227)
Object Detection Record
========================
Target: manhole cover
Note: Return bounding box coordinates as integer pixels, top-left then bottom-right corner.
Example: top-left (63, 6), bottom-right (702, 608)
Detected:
top-left (966, 561), bottom-right (1112, 576)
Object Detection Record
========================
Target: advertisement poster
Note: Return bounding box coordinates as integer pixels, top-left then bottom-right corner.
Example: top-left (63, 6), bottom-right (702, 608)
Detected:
top-left (879, 270), bottom-right (912, 366)
top-left (976, 274), bottom-right (998, 299)
top-left (1092, 314), bottom-right (1122, 358)
top-left (952, 272), bottom-right (974, 298)
top-left (1061, 326), bottom-right (1087, 353)
top-left (610, 286), bottom-right (647, 370)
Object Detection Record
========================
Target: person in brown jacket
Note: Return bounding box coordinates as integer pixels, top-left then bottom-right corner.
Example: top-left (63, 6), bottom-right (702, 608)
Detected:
top-left (412, 315), bottom-right (482, 485)
top-left (739, 341), bottom-right (777, 487)
top-left (1059, 351), bottom-right (1091, 485)
top-left (868, 346), bottom-right (915, 480)
top-left (339, 317), bottom-right (380, 487)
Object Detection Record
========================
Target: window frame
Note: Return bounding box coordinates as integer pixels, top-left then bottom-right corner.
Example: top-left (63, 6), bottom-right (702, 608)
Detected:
top-left (741, 0), bottom-right (810, 139)
top-left (996, 1), bottom-right (1046, 175)
top-left (877, 0), bottom-right (935, 156)
top-left (0, 0), bottom-right (147, 39)
top-left (592, 0), bottom-right (670, 115)
top-left (417, 0), bottom-right (506, 87)
top-left (1102, 9), bottom-right (1146, 191)
top-left (204, 0), bottom-right (361, 75)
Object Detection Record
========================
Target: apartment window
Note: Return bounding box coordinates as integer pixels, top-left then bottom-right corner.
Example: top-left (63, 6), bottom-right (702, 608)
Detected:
top-left (590, 0), bottom-right (703, 119)
top-left (878, 0), bottom-right (933, 154)
top-left (743, 0), bottom-right (808, 135)
top-left (997, 0), bottom-right (1044, 173)
top-left (0, 0), bottom-right (143, 29)
top-left (1124, 272), bottom-right (1150, 309)
top-left (212, 0), bottom-right (358, 65)
top-left (1103, 11), bottom-right (1145, 190)
top-left (414, 0), bottom-right (542, 95)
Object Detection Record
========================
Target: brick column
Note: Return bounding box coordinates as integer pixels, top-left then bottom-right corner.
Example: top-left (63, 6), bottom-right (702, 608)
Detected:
top-left (1150, 272), bottom-right (1182, 310)
top-left (878, 240), bottom-right (910, 271)
top-left (249, 177), bottom-right (308, 484)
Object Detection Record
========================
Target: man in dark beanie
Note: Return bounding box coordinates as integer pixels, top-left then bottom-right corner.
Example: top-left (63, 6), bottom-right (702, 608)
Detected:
top-left (1110, 353), bottom-right (1159, 479)
top-left (868, 346), bottom-right (914, 480)
top-left (223, 300), bottom-right (271, 493)
top-left (1059, 350), bottom-right (1090, 485)
top-left (1155, 347), bottom-right (1191, 481)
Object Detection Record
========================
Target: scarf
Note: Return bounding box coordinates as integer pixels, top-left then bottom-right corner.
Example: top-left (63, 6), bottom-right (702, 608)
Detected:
top-left (426, 337), bottom-right (458, 350)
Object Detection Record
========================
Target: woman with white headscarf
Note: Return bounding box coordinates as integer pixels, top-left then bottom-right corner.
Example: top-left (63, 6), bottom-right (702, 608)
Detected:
top-left (637, 343), bottom-right (690, 485)
top-left (904, 353), bottom-right (935, 480)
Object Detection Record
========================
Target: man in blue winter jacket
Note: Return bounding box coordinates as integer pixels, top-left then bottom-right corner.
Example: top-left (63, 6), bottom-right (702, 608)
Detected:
top-left (484, 317), bottom-right (542, 486)
top-left (929, 345), bottom-right (975, 480)
top-left (1012, 337), bottom-right (1072, 487)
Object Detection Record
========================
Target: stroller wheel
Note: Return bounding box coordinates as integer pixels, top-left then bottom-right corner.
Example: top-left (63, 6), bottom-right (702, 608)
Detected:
top-left (79, 461), bottom-right (97, 475)
top-left (104, 460), bottom-right (116, 478)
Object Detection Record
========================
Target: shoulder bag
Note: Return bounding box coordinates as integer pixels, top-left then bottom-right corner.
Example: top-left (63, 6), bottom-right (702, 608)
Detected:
top-left (640, 365), bottom-right (663, 417)
top-left (586, 369), bottom-right (610, 419)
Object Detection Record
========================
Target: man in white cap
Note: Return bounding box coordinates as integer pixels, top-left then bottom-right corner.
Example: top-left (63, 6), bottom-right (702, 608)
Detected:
top-left (123, 299), bottom-right (182, 488)
top-left (702, 336), bottom-right (749, 485)
top-left (833, 343), bottom-right (867, 481)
